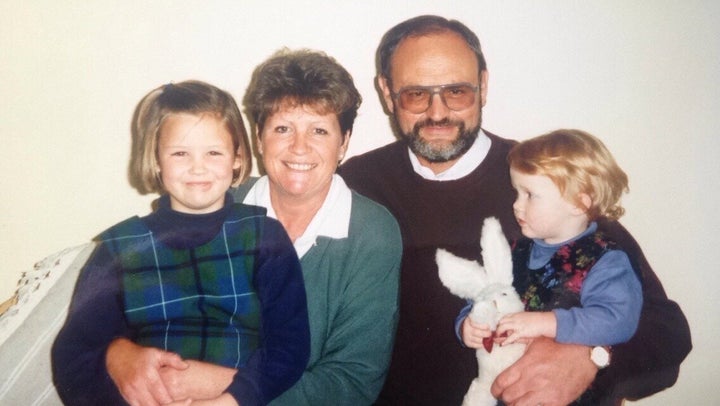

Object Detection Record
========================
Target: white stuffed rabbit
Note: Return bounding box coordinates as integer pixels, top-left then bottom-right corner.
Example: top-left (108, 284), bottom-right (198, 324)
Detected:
top-left (437, 217), bottom-right (526, 406)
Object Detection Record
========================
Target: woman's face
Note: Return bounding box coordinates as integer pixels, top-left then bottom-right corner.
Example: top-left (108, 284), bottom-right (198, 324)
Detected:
top-left (259, 103), bottom-right (349, 204)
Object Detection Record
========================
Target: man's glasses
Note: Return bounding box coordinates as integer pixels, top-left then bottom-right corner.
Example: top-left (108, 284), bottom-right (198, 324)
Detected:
top-left (391, 83), bottom-right (479, 114)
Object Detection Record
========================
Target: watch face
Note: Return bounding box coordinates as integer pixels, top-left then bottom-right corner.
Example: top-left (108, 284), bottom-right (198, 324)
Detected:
top-left (591, 346), bottom-right (610, 367)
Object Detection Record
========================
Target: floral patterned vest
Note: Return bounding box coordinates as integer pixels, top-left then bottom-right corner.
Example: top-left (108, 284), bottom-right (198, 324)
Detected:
top-left (511, 232), bottom-right (619, 312)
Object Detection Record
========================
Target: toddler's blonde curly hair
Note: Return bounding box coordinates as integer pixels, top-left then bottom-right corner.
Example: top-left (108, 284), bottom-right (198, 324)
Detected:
top-left (508, 129), bottom-right (629, 221)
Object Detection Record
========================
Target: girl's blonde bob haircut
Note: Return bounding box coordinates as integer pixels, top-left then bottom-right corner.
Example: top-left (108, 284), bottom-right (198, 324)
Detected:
top-left (508, 129), bottom-right (629, 221)
top-left (129, 80), bottom-right (251, 194)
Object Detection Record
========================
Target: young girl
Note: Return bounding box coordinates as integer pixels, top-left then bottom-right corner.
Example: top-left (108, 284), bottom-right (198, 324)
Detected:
top-left (52, 80), bottom-right (310, 406)
top-left (457, 129), bottom-right (643, 402)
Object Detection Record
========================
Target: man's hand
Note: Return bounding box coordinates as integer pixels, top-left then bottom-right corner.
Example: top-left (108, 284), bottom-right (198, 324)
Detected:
top-left (491, 337), bottom-right (597, 406)
top-left (105, 338), bottom-right (188, 406)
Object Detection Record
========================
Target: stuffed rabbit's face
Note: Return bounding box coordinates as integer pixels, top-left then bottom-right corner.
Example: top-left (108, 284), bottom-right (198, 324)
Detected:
top-left (493, 286), bottom-right (525, 314)
top-left (470, 284), bottom-right (524, 329)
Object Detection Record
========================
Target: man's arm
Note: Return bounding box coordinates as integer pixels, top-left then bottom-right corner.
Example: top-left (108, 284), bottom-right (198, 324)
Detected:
top-left (491, 337), bottom-right (596, 406)
top-left (593, 220), bottom-right (691, 400)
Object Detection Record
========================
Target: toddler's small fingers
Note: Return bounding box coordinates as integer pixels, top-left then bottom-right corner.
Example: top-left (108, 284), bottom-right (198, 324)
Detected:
top-left (501, 332), bottom-right (518, 346)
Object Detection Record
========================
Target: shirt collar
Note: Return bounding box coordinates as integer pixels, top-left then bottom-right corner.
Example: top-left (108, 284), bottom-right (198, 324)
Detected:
top-left (528, 222), bottom-right (599, 269)
top-left (409, 129), bottom-right (491, 181)
top-left (242, 174), bottom-right (352, 258)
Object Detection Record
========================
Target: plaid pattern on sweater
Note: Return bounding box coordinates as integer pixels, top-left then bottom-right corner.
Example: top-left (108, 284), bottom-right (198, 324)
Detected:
top-left (101, 206), bottom-right (263, 368)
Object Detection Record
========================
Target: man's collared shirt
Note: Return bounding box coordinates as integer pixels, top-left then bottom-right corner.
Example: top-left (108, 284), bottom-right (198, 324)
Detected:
top-left (408, 130), bottom-right (490, 181)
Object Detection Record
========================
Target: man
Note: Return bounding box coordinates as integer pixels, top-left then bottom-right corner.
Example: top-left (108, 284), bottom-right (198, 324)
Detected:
top-left (339, 15), bottom-right (691, 406)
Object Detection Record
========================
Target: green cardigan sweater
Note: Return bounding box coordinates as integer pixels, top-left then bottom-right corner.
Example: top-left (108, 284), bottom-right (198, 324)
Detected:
top-left (232, 180), bottom-right (402, 405)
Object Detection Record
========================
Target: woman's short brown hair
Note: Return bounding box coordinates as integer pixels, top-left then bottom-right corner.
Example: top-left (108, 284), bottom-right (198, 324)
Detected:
top-left (129, 80), bottom-right (251, 194)
top-left (243, 48), bottom-right (361, 137)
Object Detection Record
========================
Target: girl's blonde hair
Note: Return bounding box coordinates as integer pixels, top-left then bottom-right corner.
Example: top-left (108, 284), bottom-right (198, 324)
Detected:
top-left (129, 80), bottom-right (251, 194)
top-left (508, 129), bottom-right (629, 221)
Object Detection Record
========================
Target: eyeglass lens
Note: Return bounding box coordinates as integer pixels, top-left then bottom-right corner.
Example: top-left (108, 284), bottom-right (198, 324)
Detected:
top-left (398, 84), bottom-right (477, 113)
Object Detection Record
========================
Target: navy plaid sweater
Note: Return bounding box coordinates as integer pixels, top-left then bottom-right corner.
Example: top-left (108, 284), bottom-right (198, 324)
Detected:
top-left (52, 194), bottom-right (309, 405)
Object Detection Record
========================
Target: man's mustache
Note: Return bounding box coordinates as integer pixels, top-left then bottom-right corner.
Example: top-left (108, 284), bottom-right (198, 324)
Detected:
top-left (415, 117), bottom-right (462, 130)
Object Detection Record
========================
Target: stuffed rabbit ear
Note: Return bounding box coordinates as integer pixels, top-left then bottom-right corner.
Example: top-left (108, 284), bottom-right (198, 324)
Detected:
top-left (479, 217), bottom-right (513, 286)
top-left (436, 248), bottom-right (487, 300)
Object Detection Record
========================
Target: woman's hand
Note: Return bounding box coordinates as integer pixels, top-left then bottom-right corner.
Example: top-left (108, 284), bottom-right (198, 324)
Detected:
top-left (165, 393), bottom-right (238, 406)
top-left (105, 338), bottom-right (188, 406)
top-left (159, 360), bottom-right (236, 401)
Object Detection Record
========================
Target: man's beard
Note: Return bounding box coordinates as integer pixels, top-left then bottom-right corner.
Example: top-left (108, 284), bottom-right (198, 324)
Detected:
top-left (399, 115), bottom-right (481, 163)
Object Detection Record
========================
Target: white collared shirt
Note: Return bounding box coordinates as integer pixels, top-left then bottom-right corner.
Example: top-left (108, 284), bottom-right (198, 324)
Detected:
top-left (409, 130), bottom-right (491, 181)
top-left (242, 174), bottom-right (352, 258)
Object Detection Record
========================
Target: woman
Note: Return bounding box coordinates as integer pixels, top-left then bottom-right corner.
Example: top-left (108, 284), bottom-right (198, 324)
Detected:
top-left (105, 49), bottom-right (402, 406)
top-left (235, 48), bottom-right (402, 405)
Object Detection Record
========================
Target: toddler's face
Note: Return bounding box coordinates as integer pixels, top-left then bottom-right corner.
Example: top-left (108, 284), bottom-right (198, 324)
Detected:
top-left (510, 168), bottom-right (587, 244)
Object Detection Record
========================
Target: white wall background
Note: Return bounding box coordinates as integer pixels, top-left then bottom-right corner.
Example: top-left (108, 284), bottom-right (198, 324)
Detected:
top-left (2, 1), bottom-right (718, 404)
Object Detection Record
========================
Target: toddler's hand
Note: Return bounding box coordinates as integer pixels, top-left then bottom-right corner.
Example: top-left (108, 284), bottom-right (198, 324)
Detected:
top-left (461, 317), bottom-right (492, 349)
top-left (497, 311), bottom-right (557, 345)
